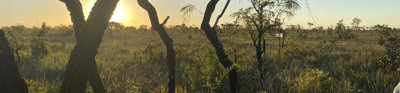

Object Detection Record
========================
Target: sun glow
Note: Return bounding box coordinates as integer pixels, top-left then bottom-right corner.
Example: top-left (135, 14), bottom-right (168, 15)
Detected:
top-left (110, 3), bottom-right (126, 23)
top-left (85, 1), bottom-right (127, 24)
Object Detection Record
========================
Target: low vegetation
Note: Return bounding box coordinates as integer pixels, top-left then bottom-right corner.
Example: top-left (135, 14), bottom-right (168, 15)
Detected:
top-left (2, 22), bottom-right (399, 92)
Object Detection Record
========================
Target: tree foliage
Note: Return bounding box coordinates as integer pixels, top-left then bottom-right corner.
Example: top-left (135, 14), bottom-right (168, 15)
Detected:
top-left (230, 0), bottom-right (300, 85)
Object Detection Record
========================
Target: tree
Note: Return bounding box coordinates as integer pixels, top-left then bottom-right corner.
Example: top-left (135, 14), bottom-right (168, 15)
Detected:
top-left (351, 18), bottom-right (361, 31)
top-left (137, 0), bottom-right (177, 93)
top-left (59, 0), bottom-right (119, 92)
top-left (107, 22), bottom-right (125, 32)
top-left (307, 22), bottom-right (314, 29)
top-left (0, 30), bottom-right (28, 93)
top-left (138, 25), bottom-right (148, 31)
top-left (373, 24), bottom-right (400, 71)
top-left (31, 22), bottom-right (52, 58)
top-left (231, 0), bottom-right (299, 82)
top-left (336, 19), bottom-right (353, 39)
top-left (201, 0), bottom-right (238, 92)
top-left (182, 0), bottom-right (238, 92)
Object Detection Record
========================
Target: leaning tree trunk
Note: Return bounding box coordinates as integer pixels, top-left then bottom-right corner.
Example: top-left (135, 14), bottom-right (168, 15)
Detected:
top-left (137, 0), bottom-right (176, 93)
top-left (201, 0), bottom-right (237, 93)
top-left (0, 30), bottom-right (28, 93)
top-left (59, 0), bottom-right (119, 93)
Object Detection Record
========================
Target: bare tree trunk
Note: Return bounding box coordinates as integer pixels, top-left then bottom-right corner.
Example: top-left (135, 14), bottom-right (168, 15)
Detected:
top-left (201, 0), bottom-right (237, 93)
top-left (59, 0), bottom-right (119, 93)
top-left (0, 30), bottom-right (28, 93)
top-left (137, 0), bottom-right (176, 93)
top-left (255, 33), bottom-right (265, 80)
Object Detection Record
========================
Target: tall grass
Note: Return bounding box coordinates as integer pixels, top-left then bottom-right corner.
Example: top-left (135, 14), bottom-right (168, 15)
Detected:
top-left (1, 24), bottom-right (399, 92)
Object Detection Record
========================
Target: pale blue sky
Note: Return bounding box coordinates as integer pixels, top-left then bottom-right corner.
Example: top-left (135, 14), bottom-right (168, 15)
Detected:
top-left (0, 0), bottom-right (399, 28)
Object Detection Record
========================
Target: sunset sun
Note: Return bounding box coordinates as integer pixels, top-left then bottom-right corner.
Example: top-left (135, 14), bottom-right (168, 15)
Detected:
top-left (109, 3), bottom-right (126, 23)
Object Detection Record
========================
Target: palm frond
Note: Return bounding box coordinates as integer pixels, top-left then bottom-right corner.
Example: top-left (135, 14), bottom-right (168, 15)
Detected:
top-left (284, 0), bottom-right (300, 11)
top-left (280, 9), bottom-right (295, 18)
top-left (180, 4), bottom-right (196, 15)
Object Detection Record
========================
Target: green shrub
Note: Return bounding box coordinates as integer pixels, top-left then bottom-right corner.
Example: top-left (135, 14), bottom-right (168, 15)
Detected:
top-left (336, 19), bottom-right (355, 40)
top-left (375, 25), bottom-right (400, 71)
top-left (31, 23), bottom-right (52, 58)
top-left (25, 79), bottom-right (47, 93)
top-left (293, 69), bottom-right (334, 93)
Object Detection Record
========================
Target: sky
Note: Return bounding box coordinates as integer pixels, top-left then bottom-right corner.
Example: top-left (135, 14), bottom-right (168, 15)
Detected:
top-left (0, 0), bottom-right (399, 28)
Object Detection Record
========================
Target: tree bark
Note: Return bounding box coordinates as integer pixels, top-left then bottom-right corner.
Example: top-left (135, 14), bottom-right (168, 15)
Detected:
top-left (256, 33), bottom-right (264, 80)
top-left (201, 0), bottom-right (237, 92)
top-left (137, 0), bottom-right (176, 93)
top-left (59, 0), bottom-right (119, 93)
top-left (0, 30), bottom-right (28, 93)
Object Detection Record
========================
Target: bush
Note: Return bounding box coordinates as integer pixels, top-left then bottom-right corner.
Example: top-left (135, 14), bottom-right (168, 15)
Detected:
top-left (375, 25), bottom-right (400, 71)
top-left (31, 23), bottom-right (52, 58)
top-left (25, 79), bottom-right (47, 93)
top-left (336, 19), bottom-right (355, 40)
top-left (293, 69), bottom-right (334, 93)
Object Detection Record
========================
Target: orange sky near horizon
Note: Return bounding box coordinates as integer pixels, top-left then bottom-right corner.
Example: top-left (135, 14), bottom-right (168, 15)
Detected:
top-left (0, 0), bottom-right (399, 28)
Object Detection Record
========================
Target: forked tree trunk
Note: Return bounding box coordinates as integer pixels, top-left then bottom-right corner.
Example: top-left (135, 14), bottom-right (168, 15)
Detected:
top-left (59, 0), bottom-right (119, 93)
top-left (137, 0), bottom-right (176, 93)
top-left (201, 0), bottom-right (237, 92)
top-left (0, 30), bottom-right (28, 93)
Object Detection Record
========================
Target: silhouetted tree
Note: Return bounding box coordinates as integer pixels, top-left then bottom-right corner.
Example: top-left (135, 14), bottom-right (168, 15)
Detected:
top-left (182, 0), bottom-right (239, 92)
top-left (351, 18), bottom-right (361, 31)
top-left (336, 19), bottom-right (353, 39)
top-left (137, 0), bottom-right (176, 93)
top-left (0, 30), bottom-right (28, 93)
top-left (308, 22), bottom-right (314, 29)
top-left (107, 22), bottom-right (125, 32)
top-left (138, 25), bottom-right (148, 31)
top-left (231, 0), bottom-right (299, 82)
top-left (59, 0), bottom-right (119, 92)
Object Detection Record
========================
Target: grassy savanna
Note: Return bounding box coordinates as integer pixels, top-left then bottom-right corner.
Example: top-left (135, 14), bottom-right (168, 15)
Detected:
top-left (2, 22), bottom-right (399, 92)
top-left (1, 0), bottom-right (400, 93)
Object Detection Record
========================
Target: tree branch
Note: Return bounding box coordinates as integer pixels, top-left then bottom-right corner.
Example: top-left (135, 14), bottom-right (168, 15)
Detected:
top-left (85, 0), bottom-right (119, 39)
top-left (201, 0), bottom-right (233, 68)
top-left (201, 0), bottom-right (218, 29)
top-left (60, 0), bottom-right (86, 33)
top-left (249, 30), bottom-right (258, 48)
top-left (251, 0), bottom-right (259, 13)
top-left (213, 0), bottom-right (231, 28)
top-left (137, 1), bottom-right (176, 93)
top-left (202, 1), bottom-right (237, 92)
top-left (161, 16), bottom-right (170, 26)
top-left (59, 0), bottom-right (119, 92)
top-left (250, 16), bottom-right (260, 30)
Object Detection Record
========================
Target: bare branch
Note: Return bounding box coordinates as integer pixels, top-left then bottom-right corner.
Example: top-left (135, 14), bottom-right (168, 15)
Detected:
top-left (138, 0), bottom-right (161, 30)
top-left (213, 0), bottom-right (231, 28)
top-left (161, 16), bottom-right (170, 26)
top-left (251, 0), bottom-right (259, 13)
top-left (60, 0), bottom-right (86, 33)
top-left (137, 1), bottom-right (176, 93)
top-left (251, 17), bottom-right (260, 30)
top-left (180, 4), bottom-right (196, 14)
top-left (201, 0), bottom-right (233, 67)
